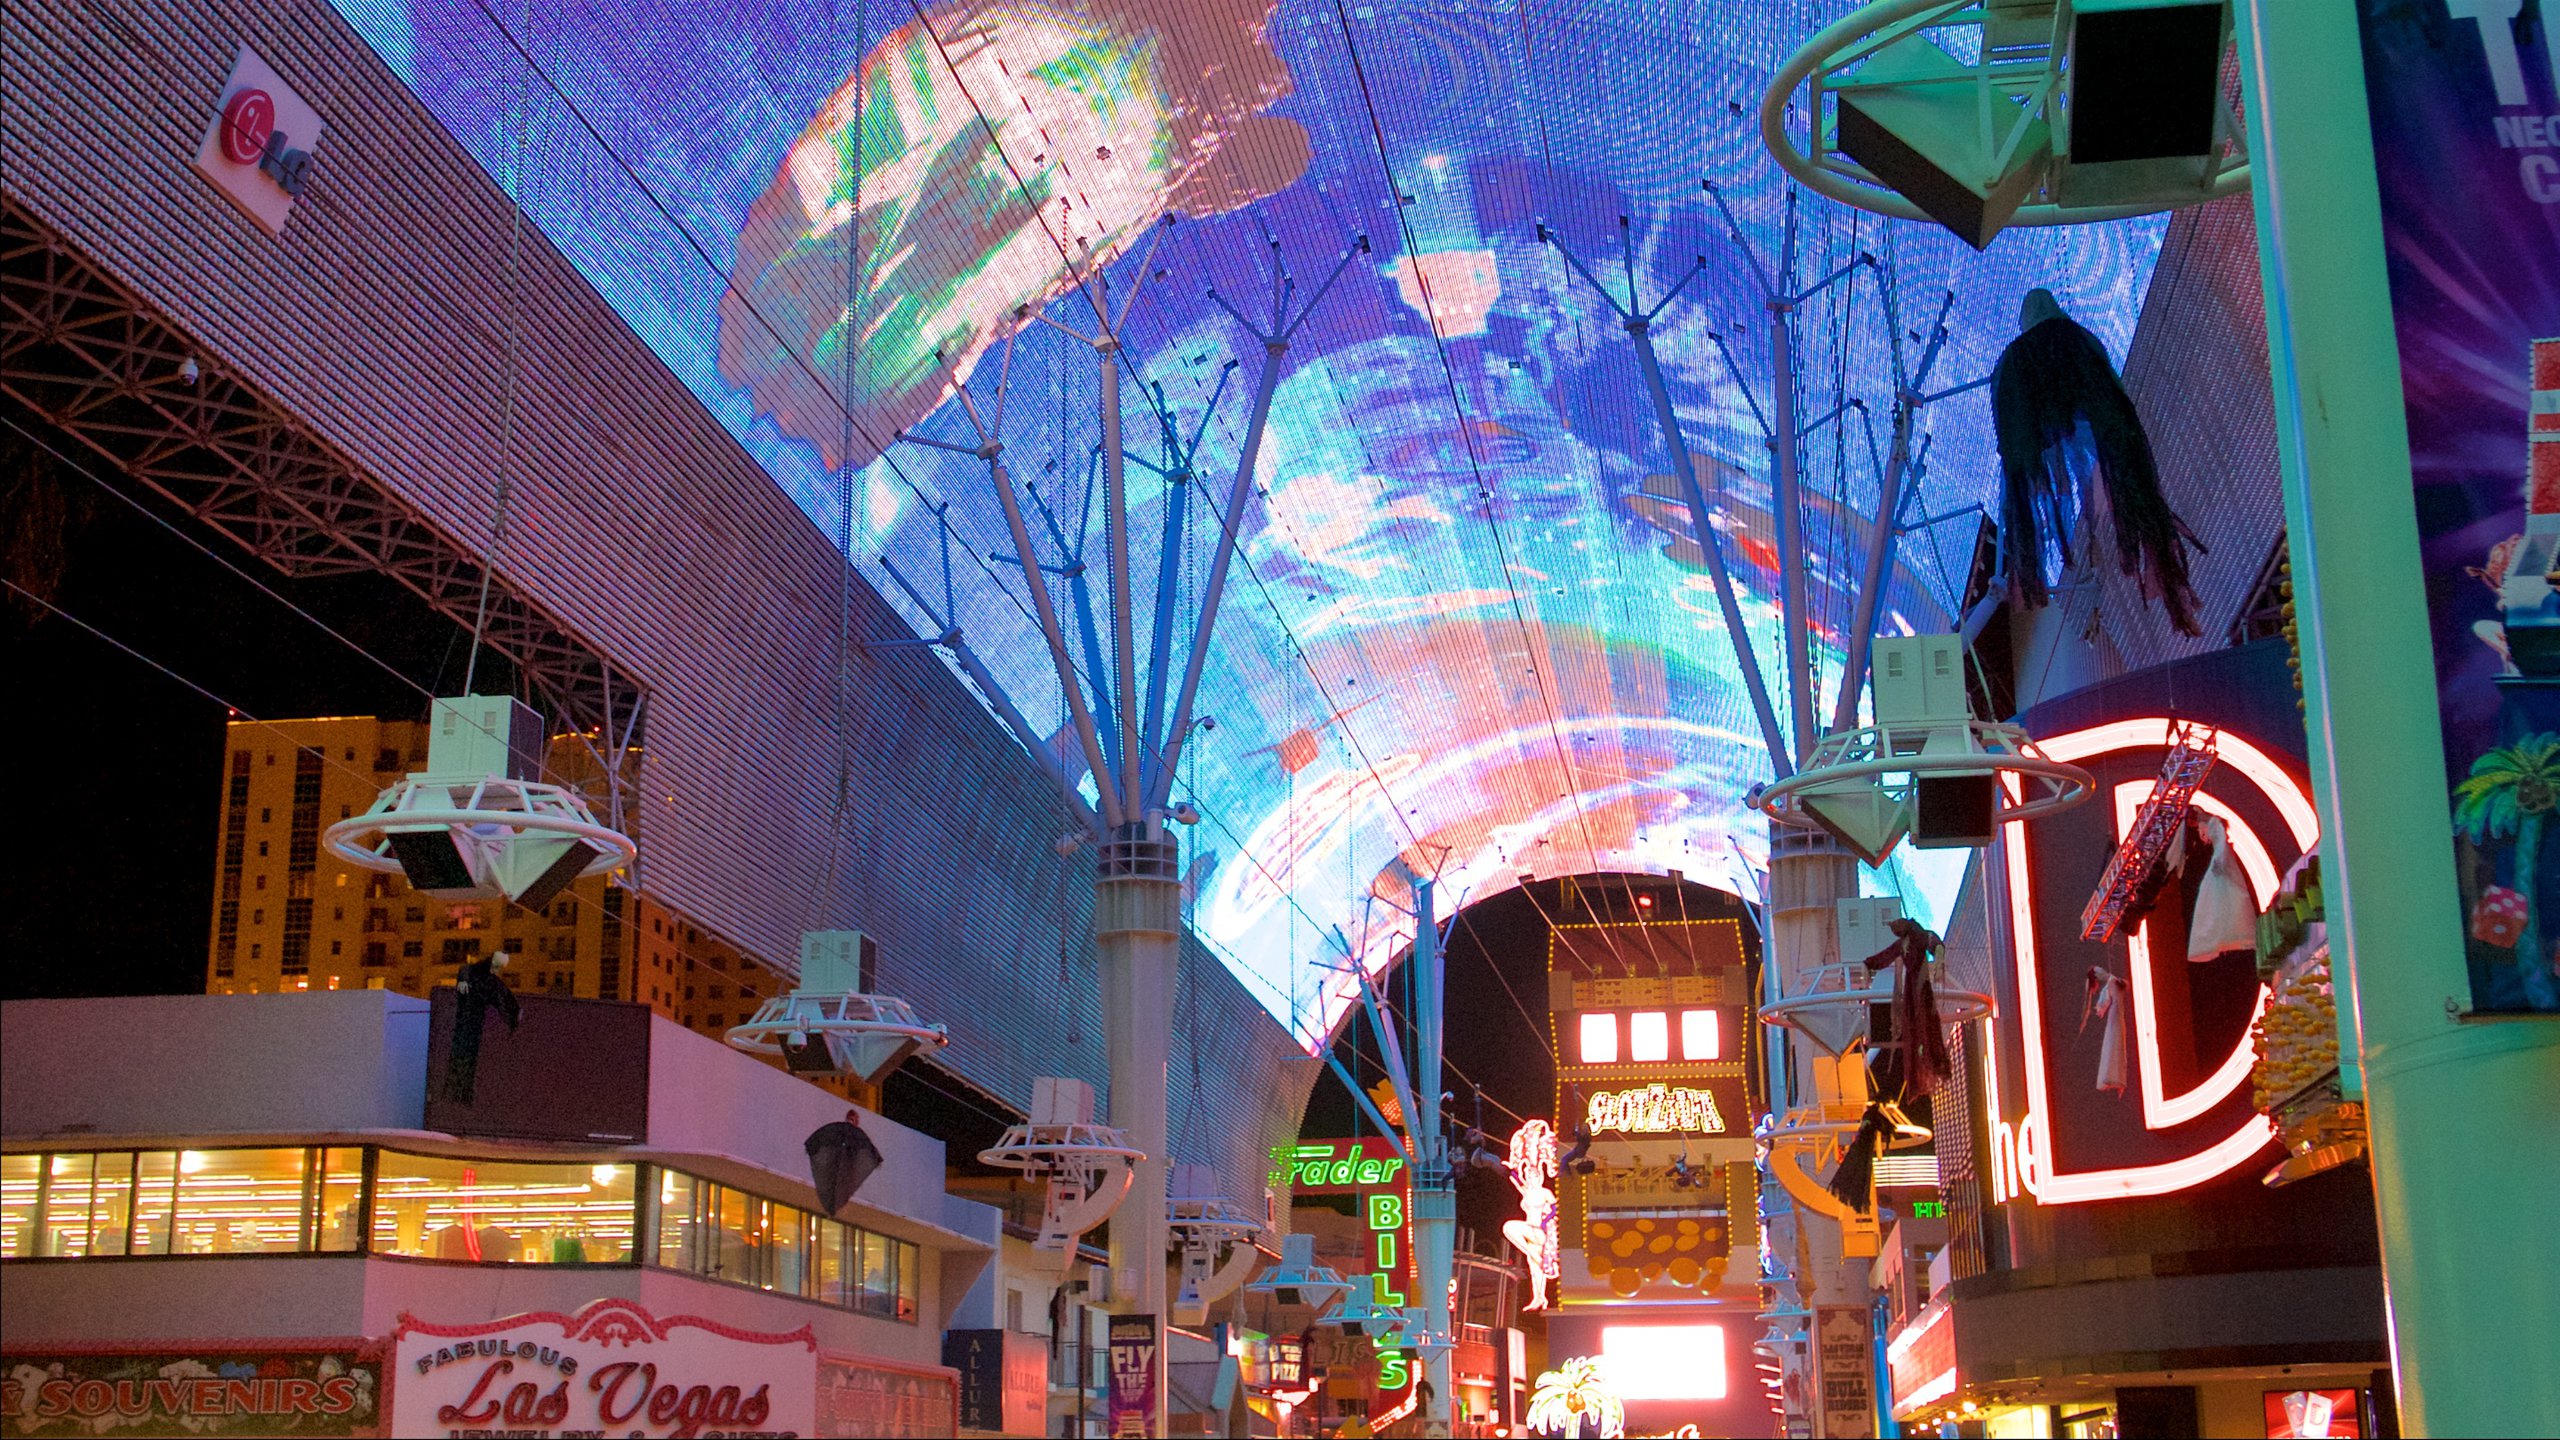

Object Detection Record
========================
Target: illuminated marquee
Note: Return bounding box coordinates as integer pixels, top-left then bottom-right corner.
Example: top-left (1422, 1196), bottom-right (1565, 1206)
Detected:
top-left (1993, 716), bottom-right (2319, 1205)
top-left (1585, 1083), bottom-right (1727, 1135)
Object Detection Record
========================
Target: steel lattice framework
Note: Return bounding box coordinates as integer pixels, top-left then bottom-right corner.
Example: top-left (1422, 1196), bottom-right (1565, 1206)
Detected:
top-left (0, 198), bottom-right (647, 763)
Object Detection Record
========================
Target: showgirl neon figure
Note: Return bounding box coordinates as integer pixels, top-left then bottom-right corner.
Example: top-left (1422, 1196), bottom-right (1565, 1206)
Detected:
top-left (1502, 1119), bottom-right (1562, 1311)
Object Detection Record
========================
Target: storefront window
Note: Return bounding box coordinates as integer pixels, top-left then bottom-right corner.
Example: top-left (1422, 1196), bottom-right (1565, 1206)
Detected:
top-left (130, 1151), bottom-right (177, 1255)
top-left (648, 1166), bottom-right (918, 1322)
top-left (176, 1149), bottom-right (330, 1255)
top-left (815, 1217), bottom-right (849, 1306)
top-left (856, 1227), bottom-right (894, 1317)
top-left (370, 1152), bottom-right (634, 1263)
top-left (770, 1204), bottom-right (808, 1298)
top-left (2, 1154), bottom-right (39, 1259)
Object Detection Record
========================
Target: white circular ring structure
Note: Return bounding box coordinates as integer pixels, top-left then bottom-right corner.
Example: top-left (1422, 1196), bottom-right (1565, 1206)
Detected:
top-left (1759, 0), bottom-right (2250, 228)
top-left (1754, 720), bottom-right (2094, 828)
top-left (724, 995), bottom-right (950, 1057)
top-left (1760, 981), bottom-right (1995, 1036)
top-left (978, 1125), bottom-right (1147, 1173)
top-left (322, 774), bottom-right (636, 876)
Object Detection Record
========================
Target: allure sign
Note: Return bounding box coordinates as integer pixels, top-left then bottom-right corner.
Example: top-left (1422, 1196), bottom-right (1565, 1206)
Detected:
top-left (192, 45), bottom-right (323, 235)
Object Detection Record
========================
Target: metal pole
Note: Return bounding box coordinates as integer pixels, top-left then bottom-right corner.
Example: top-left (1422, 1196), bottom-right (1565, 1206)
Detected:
top-left (984, 453), bottom-right (1125, 830)
top-left (1102, 340), bottom-right (1142, 820)
top-left (1409, 877), bottom-right (1456, 1439)
top-left (1152, 341), bottom-right (1287, 809)
top-left (1833, 402), bottom-right (1914, 734)
top-left (2237, 5), bottom-right (2560, 1433)
top-left (1097, 818), bottom-right (1179, 1438)
top-left (1627, 319), bottom-right (1796, 777)
top-left (1768, 302), bottom-right (1815, 760)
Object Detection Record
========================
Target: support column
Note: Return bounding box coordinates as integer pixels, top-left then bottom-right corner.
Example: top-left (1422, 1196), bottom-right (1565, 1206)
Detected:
top-left (1767, 825), bottom-right (1869, 1438)
top-left (1409, 877), bottom-right (1456, 1439)
top-left (1097, 819), bottom-right (1179, 1436)
top-left (2237, 5), bottom-right (2560, 1435)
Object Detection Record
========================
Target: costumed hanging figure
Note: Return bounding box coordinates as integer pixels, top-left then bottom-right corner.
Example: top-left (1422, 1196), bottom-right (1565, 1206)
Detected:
top-left (2186, 813), bottom-right (2259, 963)
top-left (2081, 966), bottom-right (2131, 1094)
top-left (1995, 288), bottom-right (2205, 635)
top-left (805, 1109), bottom-right (886, 1216)
top-left (1828, 919), bottom-right (1948, 1206)
top-left (441, 950), bottom-right (521, 1105)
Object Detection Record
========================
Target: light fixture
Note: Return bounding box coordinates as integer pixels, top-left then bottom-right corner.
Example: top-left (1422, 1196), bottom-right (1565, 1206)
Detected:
top-left (1756, 636), bottom-right (2091, 864)
top-left (1169, 1164), bottom-right (1264, 1325)
top-left (326, 696), bottom-right (635, 907)
top-left (976, 1077), bottom-right (1143, 1272)
top-left (1761, 0), bottom-right (2248, 248)
top-left (725, 931), bottom-right (950, 1083)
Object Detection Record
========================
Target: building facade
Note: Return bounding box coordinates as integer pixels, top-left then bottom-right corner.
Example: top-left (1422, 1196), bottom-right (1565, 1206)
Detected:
top-left (0, 990), bottom-right (994, 1437)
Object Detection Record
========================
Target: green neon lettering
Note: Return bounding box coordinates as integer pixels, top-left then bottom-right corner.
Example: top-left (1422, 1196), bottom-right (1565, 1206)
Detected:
top-left (1367, 1194), bottom-right (1404, 1230)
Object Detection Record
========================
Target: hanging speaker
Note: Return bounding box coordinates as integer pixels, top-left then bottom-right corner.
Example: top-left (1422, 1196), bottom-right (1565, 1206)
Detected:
top-left (1834, 33), bottom-right (2051, 250)
top-left (2064, 1), bottom-right (2226, 163)
top-left (386, 828), bottom-right (477, 893)
top-left (1799, 782), bottom-right (1912, 867)
top-left (2054, 0), bottom-right (2232, 207)
top-left (509, 838), bottom-right (600, 912)
top-left (1912, 774), bottom-right (1997, 848)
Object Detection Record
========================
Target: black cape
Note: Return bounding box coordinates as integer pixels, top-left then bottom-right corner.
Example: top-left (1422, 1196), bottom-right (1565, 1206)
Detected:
top-left (1993, 313), bottom-right (2204, 635)
top-left (441, 955), bottom-right (521, 1105)
top-left (806, 1120), bottom-right (885, 1215)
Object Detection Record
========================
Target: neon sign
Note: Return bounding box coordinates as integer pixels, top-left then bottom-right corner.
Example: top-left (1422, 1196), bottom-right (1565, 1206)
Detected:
top-left (1586, 1083), bottom-right (1728, 1135)
top-left (1269, 1138), bottom-right (1416, 1417)
top-left (1993, 717), bottom-right (2318, 1204)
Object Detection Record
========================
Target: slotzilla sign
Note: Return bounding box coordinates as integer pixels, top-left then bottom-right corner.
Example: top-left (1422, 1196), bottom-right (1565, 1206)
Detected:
top-left (1585, 1082), bottom-right (1727, 1134)
top-left (389, 1298), bottom-right (816, 1438)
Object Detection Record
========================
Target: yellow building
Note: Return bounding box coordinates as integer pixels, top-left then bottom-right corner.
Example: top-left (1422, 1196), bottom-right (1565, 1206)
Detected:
top-left (202, 716), bottom-right (800, 1069)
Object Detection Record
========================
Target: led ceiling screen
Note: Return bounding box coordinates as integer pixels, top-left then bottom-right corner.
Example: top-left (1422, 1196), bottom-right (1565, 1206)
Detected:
top-left (331, 0), bottom-right (2161, 1048)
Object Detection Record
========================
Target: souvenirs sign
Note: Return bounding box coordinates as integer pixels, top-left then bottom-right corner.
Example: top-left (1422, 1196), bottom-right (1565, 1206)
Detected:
top-left (390, 1298), bottom-right (815, 1439)
top-left (1, 1345), bottom-right (379, 1437)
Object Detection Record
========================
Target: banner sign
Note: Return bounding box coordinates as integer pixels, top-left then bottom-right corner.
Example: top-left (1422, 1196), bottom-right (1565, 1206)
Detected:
top-left (1813, 1306), bottom-right (1875, 1440)
top-left (2356, 1), bottom-right (2560, 1014)
top-left (940, 1330), bottom-right (1040, 1436)
top-left (391, 1297), bottom-right (815, 1438)
top-left (1, 1345), bottom-right (380, 1437)
top-left (814, 1356), bottom-right (957, 1439)
top-left (1105, 1315), bottom-right (1158, 1439)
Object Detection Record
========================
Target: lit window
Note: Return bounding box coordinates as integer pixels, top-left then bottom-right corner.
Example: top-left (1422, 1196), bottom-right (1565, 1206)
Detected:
top-left (1681, 1009), bottom-right (1720, 1060)
top-left (1578, 1013), bottom-right (1618, 1065)
top-left (1629, 1011), bottom-right (1669, 1063)
top-left (372, 1151), bottom-right (632, 1264)
top-left (1602, 1324), bottom-right (1726, 1400)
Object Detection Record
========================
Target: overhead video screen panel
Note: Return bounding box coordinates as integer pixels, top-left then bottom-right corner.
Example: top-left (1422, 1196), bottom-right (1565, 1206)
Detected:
top-left (328, 0), bottom-right (2161, 1048)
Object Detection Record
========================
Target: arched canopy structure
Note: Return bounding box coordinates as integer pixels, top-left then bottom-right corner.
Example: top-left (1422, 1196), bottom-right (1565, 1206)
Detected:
top-left (332, 0), bottom-right (2162, 1050)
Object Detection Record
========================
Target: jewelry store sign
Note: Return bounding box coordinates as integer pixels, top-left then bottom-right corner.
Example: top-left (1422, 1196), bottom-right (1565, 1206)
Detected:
top-left (391, 1298), bottom-right (815, 1438)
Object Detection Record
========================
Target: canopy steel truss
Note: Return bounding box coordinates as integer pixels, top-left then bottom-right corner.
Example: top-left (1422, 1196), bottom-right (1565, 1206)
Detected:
top-left (0, 198), bottom-right (646, 759)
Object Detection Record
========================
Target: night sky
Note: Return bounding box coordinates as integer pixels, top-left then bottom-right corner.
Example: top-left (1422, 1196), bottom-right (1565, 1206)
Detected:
top-left (2, 407), bottom-right (499, 1001)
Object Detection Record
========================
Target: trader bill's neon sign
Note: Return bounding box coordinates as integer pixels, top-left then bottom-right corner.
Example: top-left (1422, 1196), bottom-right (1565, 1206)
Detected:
top-left (1586, 1083), bottom-right (1727, 1135)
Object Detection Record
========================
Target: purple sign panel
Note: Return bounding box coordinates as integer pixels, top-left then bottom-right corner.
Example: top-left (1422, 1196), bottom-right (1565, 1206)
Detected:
top-left (1105, 1314), bottom-right (1159, 1439)
top-left (2357, 0), bottom-right (2560, 1013)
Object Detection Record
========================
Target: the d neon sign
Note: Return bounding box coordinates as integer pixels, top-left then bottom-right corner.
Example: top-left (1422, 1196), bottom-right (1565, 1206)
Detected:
top-left (1993, 718), bottom-right (2320, 1204)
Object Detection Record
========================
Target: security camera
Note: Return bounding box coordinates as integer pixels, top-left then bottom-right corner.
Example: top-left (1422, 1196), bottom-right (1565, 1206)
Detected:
top-left (179, 357), bottom-right (201, 385)
top-left (1170, 802), bottom-right (1201, 825)
top-left (1198, 716), bottom-right (1217, 732)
